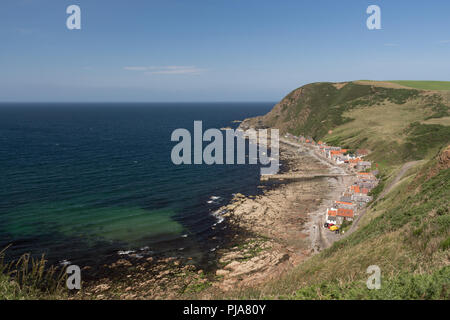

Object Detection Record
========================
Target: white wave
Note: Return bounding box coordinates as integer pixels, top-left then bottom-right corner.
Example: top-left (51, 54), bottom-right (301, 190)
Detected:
top-left (59, 259), bottom-right (71, 266)
top-left (208, 195), bottom-right (222, 204)
top-left (213, 217), bottom-right (225, 226)
top-left (211, 209), bottom-right (226, 225)
top-left (118, 250), bottom-right (135, 255)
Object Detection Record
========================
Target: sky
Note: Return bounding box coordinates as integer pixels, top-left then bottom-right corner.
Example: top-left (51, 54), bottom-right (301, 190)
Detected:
top-left (0, 0), bottom-right (449, 102)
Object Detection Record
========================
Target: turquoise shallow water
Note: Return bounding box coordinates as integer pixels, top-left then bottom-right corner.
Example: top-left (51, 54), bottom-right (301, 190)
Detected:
top-left (0, 103), bottom-right (273, 267)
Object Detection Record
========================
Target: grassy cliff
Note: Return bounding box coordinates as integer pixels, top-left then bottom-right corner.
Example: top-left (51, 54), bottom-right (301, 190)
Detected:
top-left (237, 81), bottom-right (450, 299)
top-left (243, 81), bottom-right (450, 168)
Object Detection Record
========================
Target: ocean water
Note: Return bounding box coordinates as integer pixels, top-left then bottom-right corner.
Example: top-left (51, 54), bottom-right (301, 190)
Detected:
top-left (0, 103), bottom-right (273, 267)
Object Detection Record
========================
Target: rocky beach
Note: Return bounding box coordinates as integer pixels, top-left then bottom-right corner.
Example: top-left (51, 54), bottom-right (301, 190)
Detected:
top-left (75, 134), bottom-right (355, 300)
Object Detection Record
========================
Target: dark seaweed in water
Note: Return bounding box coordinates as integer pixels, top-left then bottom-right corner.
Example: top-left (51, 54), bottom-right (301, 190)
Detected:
top-left (0, 102), bottom-right (274, 270)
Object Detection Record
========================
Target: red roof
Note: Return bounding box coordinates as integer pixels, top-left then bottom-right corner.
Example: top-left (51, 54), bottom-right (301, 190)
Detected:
top-left (337, 208), bottom-right (354, 218)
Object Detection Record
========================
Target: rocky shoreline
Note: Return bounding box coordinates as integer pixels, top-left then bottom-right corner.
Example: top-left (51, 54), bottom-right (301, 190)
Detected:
top-left (74, 137), bottom-right (353, 299)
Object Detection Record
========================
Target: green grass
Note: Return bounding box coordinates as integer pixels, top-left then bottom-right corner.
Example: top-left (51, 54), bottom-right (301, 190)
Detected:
top-left (368, 175), bottom-right (385, 200)
top-left (227, 156), bottom-right (449, 300)
top-left (389, 81), bottom-right (450, 91)
top-left (351, 167), bottom-right (449, 247)
top-left (339, 220), bottom-right (353, 233)
top-left (322, 94), bottom-right (449, 166)
top-left (233, 81), bottom-right (450, 300)
top-left (0, 247), bottom-right (67, 299)
top-left (402, 123), bottom-right (450, 159)
top-left (281, 82), bottom-right (421, 139)
top-left (290, 266), bottom-right (450, 300)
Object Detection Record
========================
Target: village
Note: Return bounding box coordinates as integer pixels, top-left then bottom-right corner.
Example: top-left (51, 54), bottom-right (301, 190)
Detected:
top-left (283, 133), bottom-right (379, 235)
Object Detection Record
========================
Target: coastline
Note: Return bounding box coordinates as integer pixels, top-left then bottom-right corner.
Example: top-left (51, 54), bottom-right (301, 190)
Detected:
top-left (75, 131), bottom-right (356, 299)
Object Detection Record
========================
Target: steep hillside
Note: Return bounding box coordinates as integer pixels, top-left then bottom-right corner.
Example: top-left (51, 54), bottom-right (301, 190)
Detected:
top-left (242, 81), bottom-right (450, 168)
top-left (231, 145), bottom-right (449, 299)
top-left (234, 81), bottom-right (450, 299)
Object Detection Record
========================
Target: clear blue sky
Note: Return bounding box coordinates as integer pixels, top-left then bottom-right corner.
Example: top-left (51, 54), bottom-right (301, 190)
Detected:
top-left (1, 0), bottom-right (449, 102)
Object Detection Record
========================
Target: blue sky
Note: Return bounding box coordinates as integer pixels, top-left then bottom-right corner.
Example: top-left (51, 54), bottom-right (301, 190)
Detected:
top-left (1, 0), bottom-right (449, 102)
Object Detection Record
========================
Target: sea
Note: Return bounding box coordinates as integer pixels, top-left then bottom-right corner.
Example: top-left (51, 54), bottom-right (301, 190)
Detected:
top-left (0, 103), bottom-right (274, 268)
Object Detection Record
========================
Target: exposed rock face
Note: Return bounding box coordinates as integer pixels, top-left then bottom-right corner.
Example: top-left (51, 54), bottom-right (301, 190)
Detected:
top-left (438, 145), bottom-right (450, 171)
top-left (240, 85), bottom-right (310, 134)
top-left (426, 144), bottom-right (450, 179)
top-left (79, 256), bottom-right (207, 300)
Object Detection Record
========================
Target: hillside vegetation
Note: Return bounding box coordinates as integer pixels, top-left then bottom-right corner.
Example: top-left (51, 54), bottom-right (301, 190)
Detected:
top-left (0, 248), bottom-right (67, 300)
top-left (388, 80), bottom-right (450, 91)
top-left (242, 81), bottom-right (450, 169)
top-left (238, 81), bottom-right (450, 299)
top-left (2, 81), bottom-right (448, 300)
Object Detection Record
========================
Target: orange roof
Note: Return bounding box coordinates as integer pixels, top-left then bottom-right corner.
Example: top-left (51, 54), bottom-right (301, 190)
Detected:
top-left (358, 172), bottom-right (370, 175)
top-left (337, 208), bottom-right (354, 218)
top-left (327, 209), bottom-right (337, 216)
top-left (335, 201), bottom-right (354, 205)
top-left (351, 185), bottom-right (370, 194)
top-left (330, 150), bottom-right (343, 155)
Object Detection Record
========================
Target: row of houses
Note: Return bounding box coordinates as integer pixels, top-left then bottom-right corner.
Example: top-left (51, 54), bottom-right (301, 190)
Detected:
top-left (285, 134), bottom-right (379, 228)
top-left (325, 171), bottom-right (378, 226)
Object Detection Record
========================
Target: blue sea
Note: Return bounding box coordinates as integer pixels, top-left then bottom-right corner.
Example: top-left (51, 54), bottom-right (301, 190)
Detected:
top-left (0, 103), bottom-right (273, 268)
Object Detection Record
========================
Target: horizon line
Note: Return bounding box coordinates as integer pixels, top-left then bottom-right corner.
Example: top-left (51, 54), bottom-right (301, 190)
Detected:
top-left (0, 101), bottom-right (277, 105)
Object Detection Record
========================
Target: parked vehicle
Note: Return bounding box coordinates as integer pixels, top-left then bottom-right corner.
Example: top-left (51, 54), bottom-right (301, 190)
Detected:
top-left (329, 225), bottom-right (339, 231)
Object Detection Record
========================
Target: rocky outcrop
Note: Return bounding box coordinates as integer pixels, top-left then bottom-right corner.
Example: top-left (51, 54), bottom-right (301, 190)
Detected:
top-left (426, 144), bottom-right (450, 180)
top-left (437, 145), bottom-right (450, 171)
